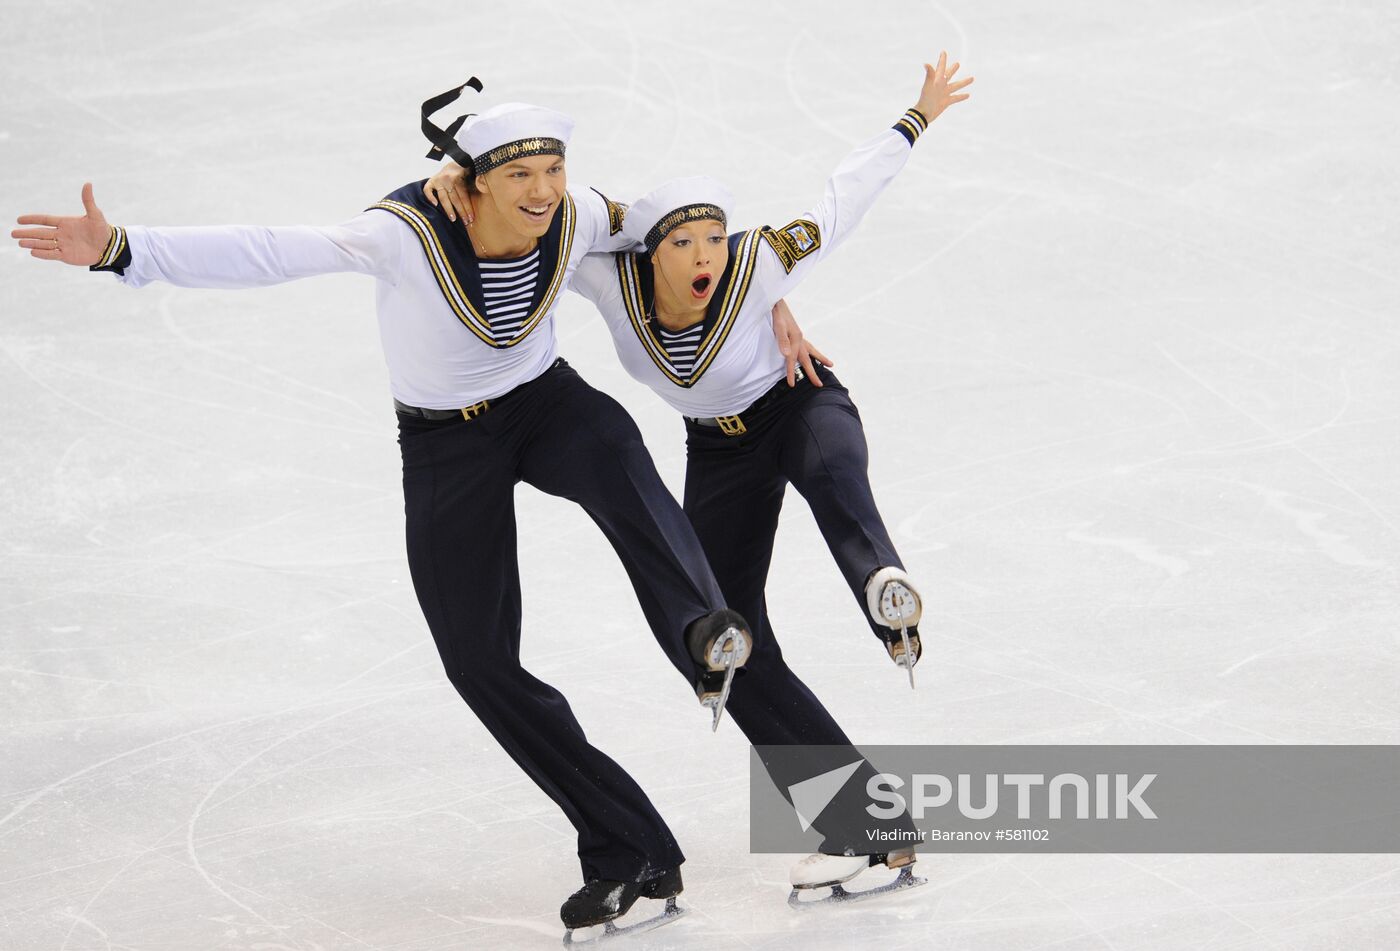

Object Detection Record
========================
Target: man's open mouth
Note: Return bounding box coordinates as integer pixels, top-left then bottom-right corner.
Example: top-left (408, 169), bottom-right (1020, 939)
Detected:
top-left (520, 203), bottom-right (553, 222)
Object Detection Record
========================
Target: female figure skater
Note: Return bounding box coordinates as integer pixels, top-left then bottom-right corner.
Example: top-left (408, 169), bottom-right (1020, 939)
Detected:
top-left (428, 51), bottom-right (973, 899)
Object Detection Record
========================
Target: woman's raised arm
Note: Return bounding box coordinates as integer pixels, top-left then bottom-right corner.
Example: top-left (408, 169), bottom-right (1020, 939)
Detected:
top-left (753, 52), bottom-right (973, 299)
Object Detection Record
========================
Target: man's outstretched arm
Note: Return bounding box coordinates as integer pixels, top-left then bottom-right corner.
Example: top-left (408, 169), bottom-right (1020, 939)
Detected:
top-left (12, 183), bottom-right (404, 288)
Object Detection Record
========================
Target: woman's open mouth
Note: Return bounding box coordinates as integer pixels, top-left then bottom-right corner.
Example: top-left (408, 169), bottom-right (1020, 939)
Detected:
top-left (691, 273), bottom-right (712, 299)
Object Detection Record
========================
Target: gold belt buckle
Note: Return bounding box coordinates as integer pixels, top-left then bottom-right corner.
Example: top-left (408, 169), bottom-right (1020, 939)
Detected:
top-left (460, 399), bottom-right (491, 421)
top-left (715, 414), bottom-right (747, 436)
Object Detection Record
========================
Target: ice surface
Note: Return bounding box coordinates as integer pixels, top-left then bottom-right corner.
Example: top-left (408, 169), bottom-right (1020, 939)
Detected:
top-left (3, 2), bottom-right (1398, 949)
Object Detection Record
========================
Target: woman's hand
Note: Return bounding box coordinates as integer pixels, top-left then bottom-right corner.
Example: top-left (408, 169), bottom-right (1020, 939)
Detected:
top-left (11, 183), bottom-right (111, 266)
top-left (914, 51), bottom-right (974, 123)
top-left (424, 160), bottom-right (474, 226)
top-left (771, 299), bottom-right (834, 388)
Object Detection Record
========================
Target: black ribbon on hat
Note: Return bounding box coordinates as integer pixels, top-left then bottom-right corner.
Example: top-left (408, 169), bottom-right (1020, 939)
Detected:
top-left (422, 77), bottom-right (484, 164)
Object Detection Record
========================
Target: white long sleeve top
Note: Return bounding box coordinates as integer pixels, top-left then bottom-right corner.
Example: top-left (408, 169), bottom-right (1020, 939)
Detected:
top-left (569, 113), bottom-right (925, 419)
top-left (100, 184), bottom-right (631, 408)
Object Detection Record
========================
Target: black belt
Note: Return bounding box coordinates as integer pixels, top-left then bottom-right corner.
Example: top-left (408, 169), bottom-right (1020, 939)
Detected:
top-left (395, 357), bottom-right (565, 421)
top-left (687, 365), bottom-right (805, 435)
top-left (394, 397), bottom-right (493, 421)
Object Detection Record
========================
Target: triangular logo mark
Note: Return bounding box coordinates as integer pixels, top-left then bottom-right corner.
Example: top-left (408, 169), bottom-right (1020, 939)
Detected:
top-left (787, 760), bottom-right (864, 832)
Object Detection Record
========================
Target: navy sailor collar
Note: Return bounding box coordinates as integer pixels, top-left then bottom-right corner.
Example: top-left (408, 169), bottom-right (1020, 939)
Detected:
top-left (369, 181), bottom-right (577, 349)
top-left (614, 230), bottom-right (763, 388)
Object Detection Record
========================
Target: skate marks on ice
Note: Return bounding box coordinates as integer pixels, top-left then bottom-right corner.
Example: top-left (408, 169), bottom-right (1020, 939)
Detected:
top-left (458, 912), bottom-right (568, 941)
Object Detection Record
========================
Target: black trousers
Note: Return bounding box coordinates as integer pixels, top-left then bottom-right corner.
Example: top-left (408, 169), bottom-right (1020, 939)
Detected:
top-left (683, 365), bottom-right (912, 853)
top-left (398, 358), bottom-right (724, 882)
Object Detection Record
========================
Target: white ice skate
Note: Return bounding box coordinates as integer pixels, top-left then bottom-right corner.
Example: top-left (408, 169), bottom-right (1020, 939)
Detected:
top-left (788, 849), bottom-right (925, 907)
top-left (865, 567), bottom-right (923, 688)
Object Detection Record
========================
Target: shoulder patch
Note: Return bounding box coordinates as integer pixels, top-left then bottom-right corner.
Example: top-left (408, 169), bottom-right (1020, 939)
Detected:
top-left (590, 187), bottom-right (629, 236)
top-left (760, 218), bottom-right (822, 273)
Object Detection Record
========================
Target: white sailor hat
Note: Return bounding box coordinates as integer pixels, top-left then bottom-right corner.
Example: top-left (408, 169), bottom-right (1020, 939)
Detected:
top-left (622, 176), bottom-right (734, 254)
top-left (453, 102), bottom-right (575, 175)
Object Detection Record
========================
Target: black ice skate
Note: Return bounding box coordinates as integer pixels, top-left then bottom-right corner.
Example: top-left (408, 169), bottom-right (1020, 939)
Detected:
top-left (787, 848), bottom-right (926, 908)
top-left (865, 567), bottom-right (923, 689)
top-left (561, 867), bottom-right (686, 946)
top-left (685, 609), bottom-right (753, 731)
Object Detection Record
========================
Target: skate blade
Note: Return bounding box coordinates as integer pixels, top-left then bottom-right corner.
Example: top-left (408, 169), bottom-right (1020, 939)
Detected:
top-left (898, 623), bottom-right (915, 690)
top-left (702, 649), bottom-right (740, 732)
top-left (563, 897), bottom-right (687, 946)
top-left (886, 624), bottom-right (918, 690)
top-left (787, 866), bottom-right (926, 909)
top-left (877, 580), bottom-right (920, 690)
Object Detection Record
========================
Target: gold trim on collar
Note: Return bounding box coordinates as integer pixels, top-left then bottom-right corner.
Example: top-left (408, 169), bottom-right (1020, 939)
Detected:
top-left (616, 230), bottom-right (762, 388)
top-left (370, 196), bottom-right (576, 348)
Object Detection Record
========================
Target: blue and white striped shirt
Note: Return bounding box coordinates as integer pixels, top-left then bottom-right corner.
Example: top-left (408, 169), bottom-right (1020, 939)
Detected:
top-left (480, 248), bottom-right (540, 345)
top-left (657, 321), bottom-right (705, 377)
